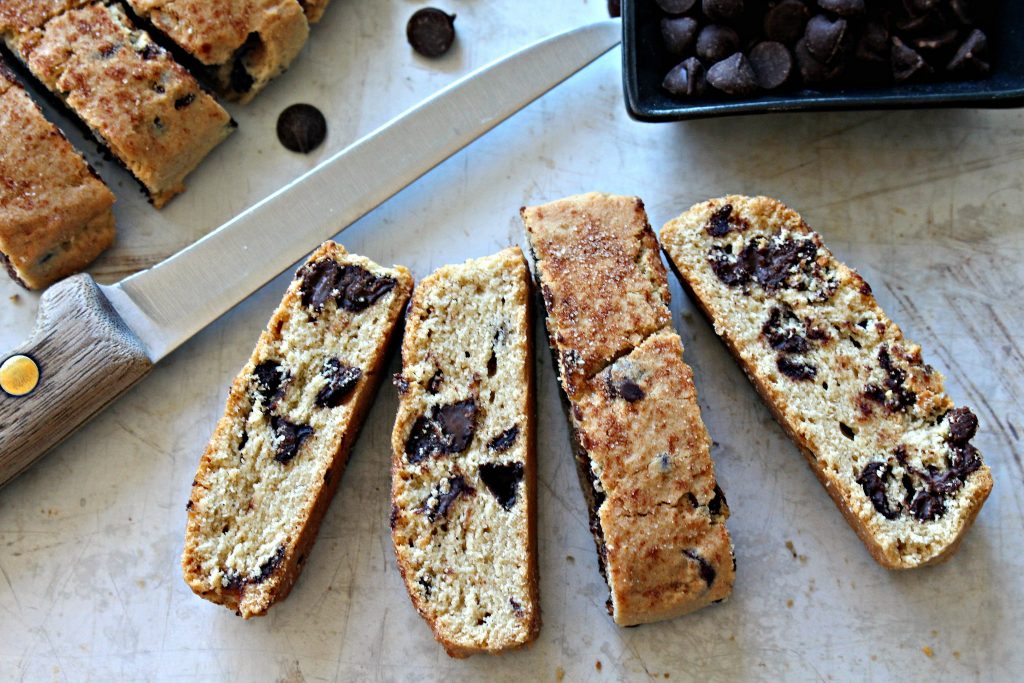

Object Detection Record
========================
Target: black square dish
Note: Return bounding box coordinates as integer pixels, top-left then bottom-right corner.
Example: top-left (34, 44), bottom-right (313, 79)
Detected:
top-left (623, 0), bottom-right (1024, 121)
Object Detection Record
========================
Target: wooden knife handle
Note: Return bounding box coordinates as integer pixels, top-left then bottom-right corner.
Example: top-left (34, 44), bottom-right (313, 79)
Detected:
top-left (0, 274), bottom-right (153, 489)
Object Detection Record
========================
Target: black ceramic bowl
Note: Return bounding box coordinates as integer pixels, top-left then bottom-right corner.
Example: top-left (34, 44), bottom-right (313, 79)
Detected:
top-left (623, 0), bottom-right (1024, 121)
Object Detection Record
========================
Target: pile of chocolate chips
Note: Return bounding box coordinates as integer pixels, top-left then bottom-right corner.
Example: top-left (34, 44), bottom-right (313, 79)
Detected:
top-left (655, 0), bottom-right (992, 98)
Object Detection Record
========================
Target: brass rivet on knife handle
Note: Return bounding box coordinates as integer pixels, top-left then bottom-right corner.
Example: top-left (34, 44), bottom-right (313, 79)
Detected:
top-left (0, 274), bottom-right (153, 490)
top-left (0, 355), bottom-right (40, 397)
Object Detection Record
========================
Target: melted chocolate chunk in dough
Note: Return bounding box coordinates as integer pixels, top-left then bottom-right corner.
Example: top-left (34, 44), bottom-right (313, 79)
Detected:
top-left (253, 361), bottom-right (286, 408)
top-left (479, 462), bottom-right (525, 511)
top-left (682, 549), bottom-right (716, 587)
top-left (863, 345), bottom-right (917, 413)
top-left (777, 355), bottom-right (817, 381)
top-left (315, 359), bottom-right (362, 408)
top-left (336, 265), bottom-right (397, 312)
top-left (947, 407), bottom-right (979, 445)
top-left (422, 475), bottom-right (475, 522)
top-left (762, 307), bottom-right (810, 353)
top-left (405, 399), bottom-right (478, 463)
top-left (857, 461), bottom-right (900, 520)
top-left (487, 425), bottom-right (520, 452)
top-left (710, 235), bottom-right (819, 292)
top-left (271, 416), bottom-right (314, 464)
top-left (298, 258), bottom-right (341, 311)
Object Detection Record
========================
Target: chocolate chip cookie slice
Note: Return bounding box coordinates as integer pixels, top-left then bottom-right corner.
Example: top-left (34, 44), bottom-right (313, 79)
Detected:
top-left (4, 2), bottom-right (233, 207)
top-left (183, 242), bottom-right (412, 617)
top-left (660, 195), bottom-right (993, 569)
top-left (0, 60), bottom-right (114, 289)
top-left (523, 193), bottom-right (735, 626)
top-left (391, 247), bottom-right (539, 657)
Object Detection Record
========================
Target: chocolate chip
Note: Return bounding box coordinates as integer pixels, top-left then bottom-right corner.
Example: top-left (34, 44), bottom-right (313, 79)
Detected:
top-left (229, 33), bottom-right (260, 94)
top-left (855, 21), bottom-right (889, 63)
top-left (479, 462), bottom-right (525, 511)
top-left (857, 462), bottom-right (900, 520)
top-left (710, 235), bottom-right (820, 291)
top-left (749, 41), bottom-right (792, 89)
top-left (405, 399), bottom-right (478, 463)
top-left (908, 487), bottom-right (945, 521)
top-left (427, 369), bottom-right (443, 394)
top-left (795, 37), bottom-right (844, 83)
top-left (662, 17), bottom-right (700, 56)
top-left (254, 546), bottom-right (286, 584)
top-left (140, 43), bottom-right (161, 60)
top-left (863, 345), bottom-right (917, 413)
top-left (607, 0), bottom-right (621, 17)
top-left (488, 425), bottom-right (520, 452)
top-left (656, 0), bottom-right (697, 12)
top-left (238, 430), bottom-right (248, 452)
top-left (277, 104), bottom-right (327, 154)
top-left (617, 378), bottom-right (645, 402)
top-left (891, 36), bottom-right (932, 82)
top-left (510, 598), bottom-right (524, 616)
top-left (707, 53), bottom-right (759, 95)
top-left (777, 355), bottom-right (817, 381)
top-left (422, 475), bottom-right (475, 521)
top-left (946, 29), bottom-right (989, 76)
top-left (706, 203), bottom-right (735, 237)
top-left (946, 407), bottom-right (978, 445)
top-left (271, 416), bottom-right (314, 464)
top-left (805, 15), bottom-right (849, 64)
top-left (393, 373), bottom-right (410, 395)
top-left (816, 0), bottom-right (864, 17)
top-left (764, 0), bottom-right (809, 45)
top-left (315, 359), bottom-right (362, 408)
top-left (761, 307), bottom-right (810, 353)
top-left (682, 549), bottom-right (716, 586)
top-left (696, 25), bottom-right (740, 65)
top-left (406, 8), bottom-right (456, 58)
top-left (174, 93), bottom-right (195, 110)
top-left (336, 265), bottom-right (397, 312)
top-left (663, 57), bottom-right (708, 97)
top-left (253, 361), bottom-right (286, 408)
top-left (298, 258), bottom-right (340, 311)
top-left (839, 422), bottom-right (855, 440)
top-left (418, 576), bottom-right (432, 597)
top-left (99, 44), bottom-right (119, 59)
top-left (703, 0), bottom-right (744, 22)
top-left (708, 484), bottom-right (728, 516)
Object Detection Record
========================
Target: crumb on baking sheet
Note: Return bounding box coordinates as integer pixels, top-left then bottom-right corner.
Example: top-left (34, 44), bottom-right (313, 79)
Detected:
top-left (555, 666), bottom-right (565, 682)
top-left (595, 660), bottom-right (602, 672)
top-left (9, 293), bottom-right (19, 303)
top-left (786, 599), bottom-right (794, 608)
top-left (923, 646), bottom-right (934, 658)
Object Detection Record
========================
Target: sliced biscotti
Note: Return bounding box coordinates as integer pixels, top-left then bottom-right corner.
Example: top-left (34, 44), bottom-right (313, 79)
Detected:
top-left (5, 2), bottom-right (234, 207)
top-left (660, 195), bottom-right (993, 569)
top-left (0, 60), bottom-right (114, 289)
top-left (391, 247), bottom-right (539, 657)
top-left (123, 0), bottom-right (309, 102)
top-left (523, 193), bottom-right (734, 626)
top-left (183, 242), bottom-right (412, 617)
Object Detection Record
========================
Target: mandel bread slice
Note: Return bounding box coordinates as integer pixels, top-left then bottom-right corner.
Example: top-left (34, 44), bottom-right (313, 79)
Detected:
top-left (390, 247), bottom-right (540, 657)
top-left (183, 242), bottom-right (412, 617)
top-left (522, 192), bottom-right (735, 626)
top-left (660, 195), bottom-right (993, 569)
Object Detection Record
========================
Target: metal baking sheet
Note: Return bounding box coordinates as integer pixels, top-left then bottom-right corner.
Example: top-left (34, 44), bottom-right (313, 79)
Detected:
top-left (1, 2), bottom-right (1021, 681)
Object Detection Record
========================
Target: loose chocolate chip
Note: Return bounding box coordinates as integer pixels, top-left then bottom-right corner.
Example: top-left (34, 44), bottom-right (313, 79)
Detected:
top-left (174, 93), bottom-right (195, 110)
top-left (427, 369), bottom-right (444, 394)
top-left (817, 0), bottom-right (864, 17)
top-left (405, 399), bottom-right (478, 463)
top-left (749, 41), bottom-right (793, 90)
top-left (764, 0), bottom-right (810, 45)
top-left (683, 549), bottom-right (716, 586)
top-left (946, 29), bottom-right (989, 76)
top-left (277, 103), bottom-right (327, 154)
top-left (254, 546), bottom-right (286, 584)
top-left (422, 475), bottom-right (475, 521)
top-left (707, 53), bottom-right (759, 95)
top-left (663, 57), bottom-right (708, 98)
top-left (406, 8), bottom-right (456, 58)
top-left (857, 462), bottom-right (901, 520)
top-left (315, 358), bottom-right (362, 408)
top-left (855, 22), bottom-right (889, 63)
top-left (253, 361), bottom-right (286, 408)
top-left (706, 203), bottom-right (735, 237)
top-left (777, 355), bottom-right (817, 381)
top-left (805, 15), bottom-right (849, 65)
top-left (703, 0), bottom-right (744, 22)
top-left (761, 307), bottom-right (810, 353)
top-left (795, 37), bottom-right (843, 84)
top-left (656, 0), bottom-right (697, 12)
top-left (696, 25), bottom-right (740, 65)
top-left (946, 407), bottom-right (978, 445)
top-left (271, 416), bottom-right (314, 464)
top-left (891, 37), bottom-right (933, 82)
top-left (661, 17), bottom-right (700, 57)
top-left (479, 462), bottom-right (525, 511)
top-left (336, 265), bottom-right (397, 312)
top-left (298, 258), bottom-right (340, 311)
top-left (488, 425), bottom-right (520, 452)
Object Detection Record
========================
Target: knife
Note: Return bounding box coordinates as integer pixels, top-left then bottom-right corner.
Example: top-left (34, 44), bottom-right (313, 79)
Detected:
top-left (0, 20), bottom-right (621, 488)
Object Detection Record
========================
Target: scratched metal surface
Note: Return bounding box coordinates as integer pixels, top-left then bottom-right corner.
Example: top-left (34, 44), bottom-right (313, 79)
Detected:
top-left (1, 1), bottom-right (1022, 681)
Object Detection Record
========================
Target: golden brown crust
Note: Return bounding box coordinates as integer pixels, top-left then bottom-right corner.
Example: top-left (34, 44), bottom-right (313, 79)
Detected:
top-left (523, 193), bottom-right (734, 626)
top-left (183, 242), bottom-right (413, 616)
top-left (0, 63), bottom-right (114, 289)
top-left (661, 195), bottom-right (993, 569)
top-left (7, 2), bottom-right (233, 207)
